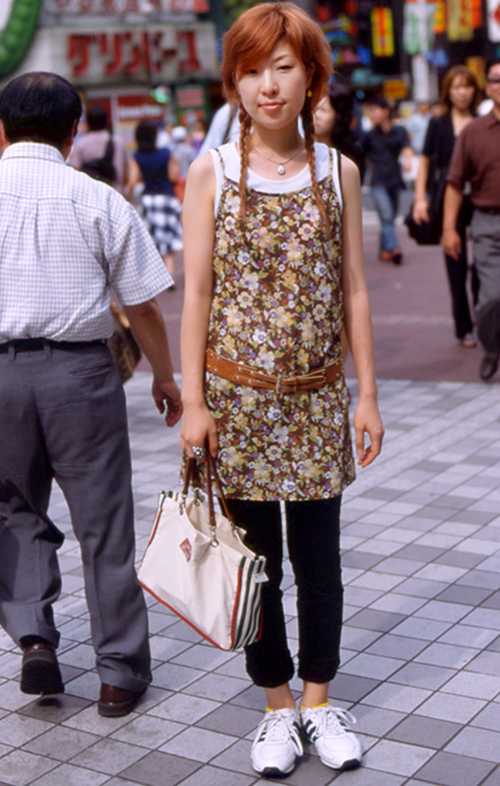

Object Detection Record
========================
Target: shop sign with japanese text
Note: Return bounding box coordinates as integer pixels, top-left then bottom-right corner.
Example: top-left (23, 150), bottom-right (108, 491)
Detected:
top-left (23, 23), bottom-right (217, 84)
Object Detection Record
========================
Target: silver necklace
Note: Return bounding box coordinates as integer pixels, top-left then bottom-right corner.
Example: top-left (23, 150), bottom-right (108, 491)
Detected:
top-left (250, 144), bottom-right (305, 175)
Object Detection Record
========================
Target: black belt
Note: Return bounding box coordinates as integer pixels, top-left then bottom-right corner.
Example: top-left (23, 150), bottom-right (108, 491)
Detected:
top-left (477, 207), bottom-right (500, 215)
top-left (0, 339), bottom-right (105, 354)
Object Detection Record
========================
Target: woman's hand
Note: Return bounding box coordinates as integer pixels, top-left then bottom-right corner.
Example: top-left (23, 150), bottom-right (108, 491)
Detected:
top-left (353, 395), bottom-right (384, 468)
top-left (412, 198), bottom-right (429, 224)
top-left (181, 402), bottom-right (218, 458)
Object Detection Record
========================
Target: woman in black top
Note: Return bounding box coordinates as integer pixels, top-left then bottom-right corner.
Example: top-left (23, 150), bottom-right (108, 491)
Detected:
top-left (413, 66), bottom-right (480, 346)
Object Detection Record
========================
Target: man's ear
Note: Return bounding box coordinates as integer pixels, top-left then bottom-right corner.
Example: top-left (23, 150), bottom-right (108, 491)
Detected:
top-left (61, 119), bottom-right (79, 160)
top-left (0, 121), bottom-right (9, 151)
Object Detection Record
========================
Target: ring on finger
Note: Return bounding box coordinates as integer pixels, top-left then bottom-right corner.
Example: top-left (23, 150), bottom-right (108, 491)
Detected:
top-left (192, 445), bottom-right (204, 461)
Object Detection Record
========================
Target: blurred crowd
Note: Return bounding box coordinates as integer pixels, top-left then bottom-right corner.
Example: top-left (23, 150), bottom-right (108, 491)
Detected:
top-left (67, 58), bottom-right (500, 383)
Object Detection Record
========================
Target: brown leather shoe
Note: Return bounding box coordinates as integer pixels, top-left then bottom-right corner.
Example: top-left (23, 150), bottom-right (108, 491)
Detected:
top-left (21, 643), bottom-right (64, 695)
top-left (379, 251), bottom-right (392, 262)
top-left (98, 683), bottom-right (147, 717)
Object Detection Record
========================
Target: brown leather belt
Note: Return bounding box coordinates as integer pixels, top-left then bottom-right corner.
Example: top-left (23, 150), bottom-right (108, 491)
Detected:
top-left (206, 349), bottom-right (342, 393)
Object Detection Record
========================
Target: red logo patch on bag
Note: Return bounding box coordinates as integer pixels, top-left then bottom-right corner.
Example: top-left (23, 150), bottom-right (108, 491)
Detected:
top-left (180, 538), bottom-right (192, 562)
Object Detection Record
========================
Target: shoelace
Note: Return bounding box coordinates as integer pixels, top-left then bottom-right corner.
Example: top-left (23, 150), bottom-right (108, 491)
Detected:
top-left (257, 711), bottom-right (303, 753)
top-left (309, 706), bottom-right (357, 740)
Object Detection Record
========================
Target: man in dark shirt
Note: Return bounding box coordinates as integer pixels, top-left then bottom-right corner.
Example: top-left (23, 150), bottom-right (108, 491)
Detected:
top-left (444, 58), bottom-right (500, 380)
top-left (363, 98), bottom-right (413, 265)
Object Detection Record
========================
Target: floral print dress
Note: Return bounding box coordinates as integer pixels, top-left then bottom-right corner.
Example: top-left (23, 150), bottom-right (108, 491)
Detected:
top-left (205, 142), bottom-right (355, 501)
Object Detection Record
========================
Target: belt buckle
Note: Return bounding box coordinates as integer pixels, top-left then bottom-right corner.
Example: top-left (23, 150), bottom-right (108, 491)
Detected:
top-left (276, 375), bottom-right (282, 394)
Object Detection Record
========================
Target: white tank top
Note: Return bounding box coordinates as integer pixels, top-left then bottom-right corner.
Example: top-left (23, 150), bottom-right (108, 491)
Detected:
top-left (209, 141), bottom-right (342, 217)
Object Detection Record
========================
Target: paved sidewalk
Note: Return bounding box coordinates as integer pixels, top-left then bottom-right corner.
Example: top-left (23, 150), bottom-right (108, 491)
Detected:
top-left (2, 372), bottom-right (500, 786)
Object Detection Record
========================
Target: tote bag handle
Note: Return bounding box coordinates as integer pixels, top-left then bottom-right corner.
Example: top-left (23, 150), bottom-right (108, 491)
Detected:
top-left (181, 445), bottom-right (235, 543)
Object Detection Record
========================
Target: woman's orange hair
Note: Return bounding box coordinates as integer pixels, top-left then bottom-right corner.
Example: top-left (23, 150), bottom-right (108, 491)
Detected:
top-left (221, 2), bottom-right (333, 225)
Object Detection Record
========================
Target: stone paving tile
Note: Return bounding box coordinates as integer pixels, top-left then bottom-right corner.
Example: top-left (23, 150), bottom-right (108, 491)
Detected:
top-left (445, 726), bottom-right (500, 762)
top-left (31, 765), bottom-right (109, 786)
top-left (5, 375), bottom-right (500, 785)
top-left (413, 750), bottom-right (496, 786)
top-left (22, 725), bottom-right (99, 761)
top-left (195, 703), bottom-right (262, 737)
top-left (119, 750), bottom-right (201, 785)
top-left (387, 714), bottom-right (461, 749)
top-left (364, 738), bottom-right (435, 777)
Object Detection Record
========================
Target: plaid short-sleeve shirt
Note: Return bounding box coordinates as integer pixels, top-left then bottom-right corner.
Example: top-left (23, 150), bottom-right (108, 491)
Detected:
top-left (0, 142), bottom-right (172, 342)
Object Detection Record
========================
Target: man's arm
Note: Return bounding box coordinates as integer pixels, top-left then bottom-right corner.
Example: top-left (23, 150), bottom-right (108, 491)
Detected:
top-left (442, 183), bottom-right (463, 261)
top-left (122, 299), bottom-right (183, 427)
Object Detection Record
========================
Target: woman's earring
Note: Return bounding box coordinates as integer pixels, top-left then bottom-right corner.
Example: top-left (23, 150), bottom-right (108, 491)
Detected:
top-left (306, 89), bottom-right (312, 98)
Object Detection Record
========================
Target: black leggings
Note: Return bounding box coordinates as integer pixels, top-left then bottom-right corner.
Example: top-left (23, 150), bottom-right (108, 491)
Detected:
top-left (225, 497), bottom-right (342, 688)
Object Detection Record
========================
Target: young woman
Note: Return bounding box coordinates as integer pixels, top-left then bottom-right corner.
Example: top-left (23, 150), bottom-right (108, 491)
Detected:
top-left (180, 3), bottom-right (383, 778)
top-left (412, 66), bottom-right (480, 347)
top-left (313, 83), bottom-right (364, 180)
top-left (127, 120), bottom-right (182, 285)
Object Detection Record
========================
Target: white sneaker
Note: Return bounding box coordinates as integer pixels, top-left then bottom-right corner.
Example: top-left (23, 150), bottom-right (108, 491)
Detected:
top-left (301, 704), bottom-right (362, 770)
top-left (251, 707), bottom-right (303, 777)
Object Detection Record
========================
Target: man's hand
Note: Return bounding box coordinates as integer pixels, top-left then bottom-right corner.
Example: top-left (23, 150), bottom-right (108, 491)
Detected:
top-left (442, 228), bottom-right (461, 260)
top-left (152, 378), bottom-right (183, 427)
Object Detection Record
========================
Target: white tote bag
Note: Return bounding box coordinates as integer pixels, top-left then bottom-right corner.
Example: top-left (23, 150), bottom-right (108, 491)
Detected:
top-left (138, 452), bottom-right (267, 651)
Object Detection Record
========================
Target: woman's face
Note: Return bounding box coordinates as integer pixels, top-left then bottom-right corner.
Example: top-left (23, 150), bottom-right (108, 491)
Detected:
top-left (448, 76), bottom-right (475, 111)
top-left (313, 96), bottom-right (336, 140)
top-left (236, 40), bottom-right (310, 132)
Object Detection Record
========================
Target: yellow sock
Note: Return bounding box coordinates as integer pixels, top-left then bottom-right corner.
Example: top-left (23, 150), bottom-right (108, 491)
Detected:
top-left (266, 706), bottom-right (295, 712)
top-left (301, 701), bottom-right (329, 710)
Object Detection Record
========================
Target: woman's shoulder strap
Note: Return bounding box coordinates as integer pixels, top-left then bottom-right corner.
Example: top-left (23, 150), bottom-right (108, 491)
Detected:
top-left (330, 147), bottom-right (343, 214)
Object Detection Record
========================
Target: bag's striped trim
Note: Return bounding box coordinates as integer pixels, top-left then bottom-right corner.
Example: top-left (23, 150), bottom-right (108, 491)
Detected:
top-left (232, 556), bottom-right (266, 649)
top-left (139, 489), bottom-right (266, 651)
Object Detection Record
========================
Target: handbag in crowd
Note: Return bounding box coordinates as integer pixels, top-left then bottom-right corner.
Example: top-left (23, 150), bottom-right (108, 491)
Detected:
top-left (138, 450), bottom-right (267, 651)
top-left (107, 303), bottom-right (142, 384)
top-left (404, 204), bottom-right (442, 246)
top-left (405, 161), bottom-right (448, 246)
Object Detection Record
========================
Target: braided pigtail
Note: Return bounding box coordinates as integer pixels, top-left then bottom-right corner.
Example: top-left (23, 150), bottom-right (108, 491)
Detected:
top-left (301, 96), bottom-right (328, 229)
top-left (238, 105), bottom-right (252, 227)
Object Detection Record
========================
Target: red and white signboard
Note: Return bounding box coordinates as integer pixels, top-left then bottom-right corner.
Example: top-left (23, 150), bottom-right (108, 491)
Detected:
top-left (2, 22), bottom-right (217, 86)
top-left (488, 0), bottom-right (500, 41)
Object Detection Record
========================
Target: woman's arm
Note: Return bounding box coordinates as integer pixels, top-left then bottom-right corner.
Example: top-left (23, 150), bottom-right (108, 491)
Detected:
top-left (412, 154), bottom-right (431, 223)
top-left (168, 154), bottom-right (181, 185)
top-left (180, 153), bottom-right (219, 458)
top-left (340, 155), bottom-right (384, 467)
top-left (126, 157), bottom-right (142, 200)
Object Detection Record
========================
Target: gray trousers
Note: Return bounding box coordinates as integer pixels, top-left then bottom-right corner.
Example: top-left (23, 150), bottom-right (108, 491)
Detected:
top-left (471, 209), bottom-right (500, 355)
top-left (0, 342), bottom-right (151, 692)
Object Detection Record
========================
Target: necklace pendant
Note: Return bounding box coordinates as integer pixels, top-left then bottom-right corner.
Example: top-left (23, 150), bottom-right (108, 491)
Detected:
top-left (277, 164), bottom-right (286, 175)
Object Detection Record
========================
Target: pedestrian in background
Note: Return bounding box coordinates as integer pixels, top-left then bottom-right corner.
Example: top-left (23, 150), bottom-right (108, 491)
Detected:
top-left (70, 103), bottom-right (128, 194)
top-left (413, 65), bottom-right (480, 348)
top-left (181, 2), bottom-right (383, 778)
top-left (0, 71), bottom-right (182, 716)
top-left (362, 97), bottom-right (413, 265)
top-left (313, 82), bottom-right (365, 180)
top-left (127, 120), bottom-right (183, 287)
top-left (406, 100), bottom-right (431, 156)
top-left (170, 125), bottom-right (195, 202)
top-left (443, 58), bottom-right (500, 380)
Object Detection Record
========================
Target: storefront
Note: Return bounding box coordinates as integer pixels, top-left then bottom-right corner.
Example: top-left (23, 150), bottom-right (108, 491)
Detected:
top-left (0, 0), bottom-right (218, 143)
